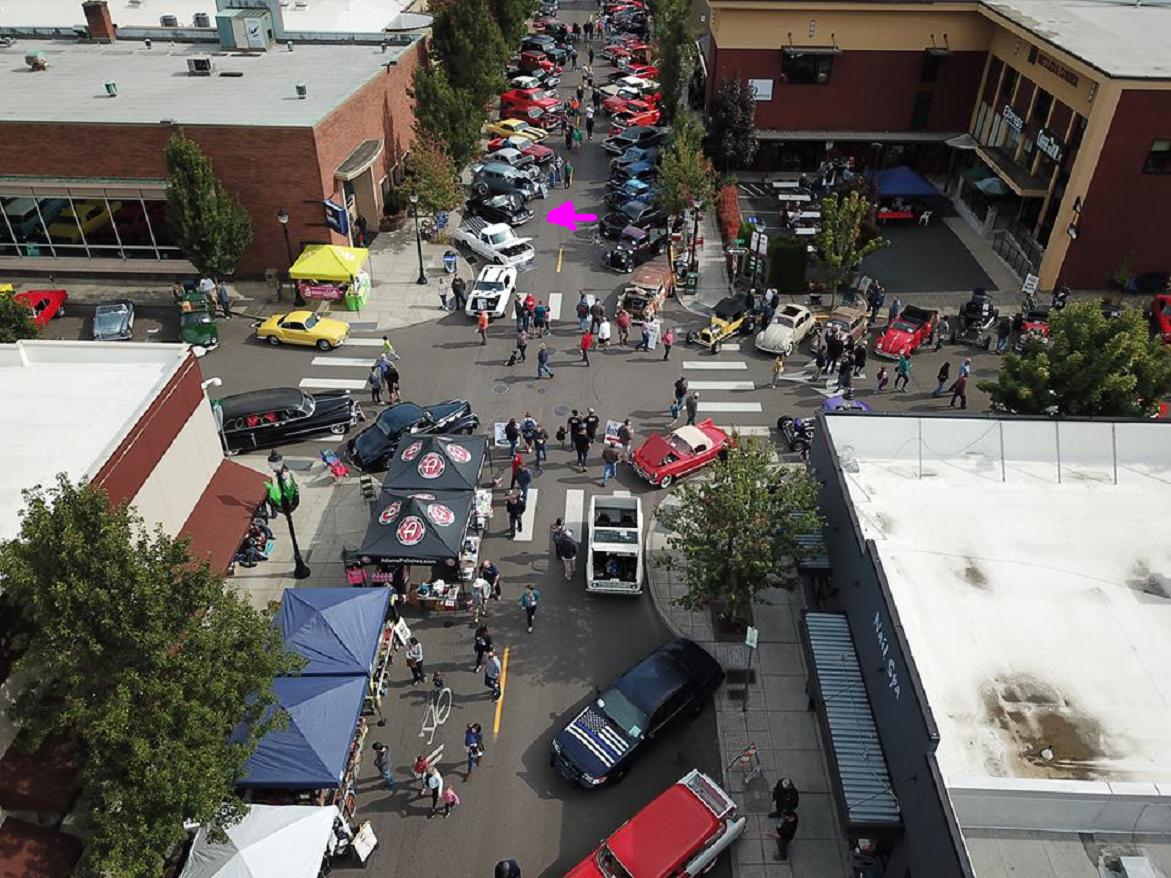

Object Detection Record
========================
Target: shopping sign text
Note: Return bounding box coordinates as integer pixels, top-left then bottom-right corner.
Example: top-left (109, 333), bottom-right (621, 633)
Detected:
top-left (873, 611), bottom-right (901, 700)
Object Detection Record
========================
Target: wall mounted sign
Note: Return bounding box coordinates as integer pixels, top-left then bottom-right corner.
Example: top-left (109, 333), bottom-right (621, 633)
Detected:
top-left (873, 610), bottom-right (902, 700)
top-left (1002, 104), bottom-right (1025, 132)
top-left (1036, 52), bottom-right (1080, 87)
top-left (1035, 128), bottom-right (1064, 163)
top-left (747, 78), bottom-right (774, 101)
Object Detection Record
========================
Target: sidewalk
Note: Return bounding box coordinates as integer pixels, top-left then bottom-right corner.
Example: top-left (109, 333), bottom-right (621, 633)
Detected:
top-left (646, 492), bottom-right (851, 878)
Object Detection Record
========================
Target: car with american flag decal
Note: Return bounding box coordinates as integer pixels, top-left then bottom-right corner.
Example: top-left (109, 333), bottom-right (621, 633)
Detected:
top-left (550, 639), bottom-right (724, 788)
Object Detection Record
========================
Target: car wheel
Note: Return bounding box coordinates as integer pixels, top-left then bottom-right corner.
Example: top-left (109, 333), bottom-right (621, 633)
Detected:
top-left (609, 766), bottom-right (628, 785)
top-left (474, 182), bottom-right (489, 197)
top-left (317, 339), bottom-right (334, 351)
top-left (658, 474), bottom-right (673, 488)
top-left (329, 423), bottom-right (347, 436)
top-left (266, 335), bottom-right (280, 346)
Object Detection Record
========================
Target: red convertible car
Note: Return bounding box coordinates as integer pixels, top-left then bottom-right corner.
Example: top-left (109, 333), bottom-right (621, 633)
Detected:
top-left (13, 288), bottom-right (68, 327)
top-left (631, 420), bottom-right (731, 487)
top-left (873, 304), bottom-right (939, 359)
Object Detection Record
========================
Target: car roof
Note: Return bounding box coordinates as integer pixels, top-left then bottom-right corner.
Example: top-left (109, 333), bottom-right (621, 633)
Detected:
top-left (614, 650), bottom-right (690, 712)
top-left (606, 783), bottom-right (720, 878)
top-left (281, 310), bottom-right (317, 321)
top-left (671, 425), bottom-right (710, 450)
top-left (217, 387), bottom-right (309, 420)
top-left (779, 304), bottom-right (808, 317)
top-left (713, 295), bottom-right (747, 318)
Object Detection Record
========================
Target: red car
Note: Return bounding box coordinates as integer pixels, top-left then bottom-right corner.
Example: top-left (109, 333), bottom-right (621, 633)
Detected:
top-left (602, 94), bottom-right (657, 117)
top-left (516, 50), bottom-right (561, 75)
top-left (608, 106), bottom-right (662, 136)
top-left (631, 420), bottom-right (731, 488)
top-left (565, 770), bottom-right (745, 878)
top-left (873, 304), bottom-right (939, 359)
top-left (12, 289), bottom-right (68, 328)
top-left (500, 87), bottom-right (564, 121)
top-left (625, 63), bottom-right (661, 80)
top-left (487, 135), bottom-right (555, 164)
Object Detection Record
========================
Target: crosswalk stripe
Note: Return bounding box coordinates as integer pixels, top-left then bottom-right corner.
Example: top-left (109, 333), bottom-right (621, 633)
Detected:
top-left (346, 337), bottom-right (385, 347)
top-left (712, 342), bottom-right (740, 352)
top-left (513, 488), bottom-right (539, 543)
top-left (697, 401), bottom-right (763, 413)
top-left (687, 380), bottom-right (756, 391)
top-left (548, 292), bottom-right (563, 322)
top-left (682, 361), bottom-right (747, 370)
top-left (611, 490), bottom-right (631, 497)
top-left (311, 356), bottom-right (375, 368)
top-left (563, 488), bottom-right (585, 542)
top-left (299, 378), bottom-right (367, 390)
top-left (719, 425), bottom-right (772, 436)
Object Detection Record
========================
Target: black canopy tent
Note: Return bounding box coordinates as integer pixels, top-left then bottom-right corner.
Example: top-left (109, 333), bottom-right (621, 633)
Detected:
top-left (379, 435), bottom-right (487, 494)
top-left (358, 489), bottom-right (474, 565)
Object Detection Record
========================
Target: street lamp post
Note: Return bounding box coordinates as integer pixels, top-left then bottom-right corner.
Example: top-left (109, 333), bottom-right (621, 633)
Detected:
top-left (689, 197), bottom-right (703, 271)
top-left (410, 192), bottom-right (427, 285)
top-left (276, 208), bottom-right (295, 304)
top-left (267, 450), bottom-right (311, 580)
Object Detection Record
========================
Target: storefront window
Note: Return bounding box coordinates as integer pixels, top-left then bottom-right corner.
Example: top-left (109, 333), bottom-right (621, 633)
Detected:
top-left (1143, 140), bottom-right (1171, 174)
top-left (782, 53), bottom-right (834, 85)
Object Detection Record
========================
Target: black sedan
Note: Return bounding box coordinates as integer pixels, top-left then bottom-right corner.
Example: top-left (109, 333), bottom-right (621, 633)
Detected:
top-left (600, 200), bottom-right (665, 239)
top-left (215, 387), bottom-right (363, 454)
top-left (343, 400), bottom-right (479, 472)
top-left (466, 193), bottom-right (534, 227)
top-left (550, 638), bottom-right (723, 788)
top-left (603, 126), bottom-right (667, 155)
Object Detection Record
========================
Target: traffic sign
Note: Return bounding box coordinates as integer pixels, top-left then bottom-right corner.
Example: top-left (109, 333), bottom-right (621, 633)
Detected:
top-left (726, 246), bottom-right (747, 256)
top-left (748, 216), bottom-right (760, 226)
top-left (745, 626), bottom-right (759, 649)
top-left (1022, 273), bottom-right (1040, 296)
top-left (756, 233), bottom-right (769, 255)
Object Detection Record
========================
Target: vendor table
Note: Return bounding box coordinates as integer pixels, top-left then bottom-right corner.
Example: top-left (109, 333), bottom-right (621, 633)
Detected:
top-left (877, 209), bottom-right (915, 222)
top-left (410, 579), bottom-right (466, 611)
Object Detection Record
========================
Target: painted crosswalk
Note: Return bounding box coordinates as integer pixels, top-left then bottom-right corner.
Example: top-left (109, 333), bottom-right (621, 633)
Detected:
top-left (512, 488), bottom-right (539, 543)
top-left (682, 361), bottom-right (747, 371)
top-left (563, 488), bottom-right (585, 541)
top-left (311, 356), bottom-right (377, 368)
top-left (697, 401), bottom-right (763, 413)
top-left (346, 337), bottom-right (386, 348)
top-left (718, 425), bottom-right (771, 436)
top-left (687, 380), bottom-right (756, 391)
top-left (299, 377), bottom-right (367, 390)
top-left (548, 292), bottom-right (563, 322)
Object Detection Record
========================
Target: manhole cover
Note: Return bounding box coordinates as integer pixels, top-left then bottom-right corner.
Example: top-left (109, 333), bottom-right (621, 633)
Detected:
top-left (553, 404), bottom-right (571, 416)
top-left (492, 383), bottom-right (509, 395)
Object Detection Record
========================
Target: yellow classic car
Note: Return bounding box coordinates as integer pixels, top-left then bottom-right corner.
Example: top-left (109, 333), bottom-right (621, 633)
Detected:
top-left (46, 200), bottom-right (120, 243)
top-left (254, 311), bottom-right (350, 351)
top-left (483, 118), bottom-right (549, 143)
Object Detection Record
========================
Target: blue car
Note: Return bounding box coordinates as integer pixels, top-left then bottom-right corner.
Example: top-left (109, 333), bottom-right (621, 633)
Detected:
top-left (610, 146), bottom-right (660, 172)
top-left (604, 178), bottom-right (657, 208)
top-left (609, 159), bottom-right (658, 185)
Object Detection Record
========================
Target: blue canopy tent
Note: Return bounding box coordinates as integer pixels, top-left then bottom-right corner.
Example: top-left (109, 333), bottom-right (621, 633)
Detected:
top-left (234, 676), bottom-right (366, 790)
top-left (277, 588), bottom-right (389, 677)
top-left (866, 165), bottom-right (940, 198)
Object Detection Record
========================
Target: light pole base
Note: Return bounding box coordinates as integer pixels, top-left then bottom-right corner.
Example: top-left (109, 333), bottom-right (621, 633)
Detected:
top-left (416, 273), bottom-right (428, 285)
top-left (293, 558), bottom-right (312, 579)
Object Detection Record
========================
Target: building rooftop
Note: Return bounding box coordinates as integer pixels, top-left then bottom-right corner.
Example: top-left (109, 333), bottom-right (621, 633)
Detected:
top-left (0, 39), bottom-right (415, 127)
top-left (0, 340), bottom-right (187, 542)
top-left (823, 414), bottom-right (1171, 788)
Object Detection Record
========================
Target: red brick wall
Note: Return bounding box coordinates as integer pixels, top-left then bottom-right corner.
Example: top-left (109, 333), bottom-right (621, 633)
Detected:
top-left (708, 45), bottom-right (985, 133)
top-left (1059, 90), bottom-right (1171, 288)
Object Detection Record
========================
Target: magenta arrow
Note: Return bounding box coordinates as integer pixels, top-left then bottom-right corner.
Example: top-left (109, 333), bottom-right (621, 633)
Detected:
top-left (546, 200), bottom-right (597, 231)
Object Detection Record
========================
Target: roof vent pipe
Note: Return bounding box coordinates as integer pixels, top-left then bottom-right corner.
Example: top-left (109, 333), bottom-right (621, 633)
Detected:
top-left (295, 82), bottom-right (307, 99)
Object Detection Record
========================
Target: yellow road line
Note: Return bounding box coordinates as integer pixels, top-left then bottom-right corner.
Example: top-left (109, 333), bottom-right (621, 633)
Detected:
top-left (493, 645), bottom-right (510, 739)
top-left (557, 246), bottom-right (564, 273)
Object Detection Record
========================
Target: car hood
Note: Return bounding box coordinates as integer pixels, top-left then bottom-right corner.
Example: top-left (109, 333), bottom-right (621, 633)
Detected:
top-left (565, 856), bottom-right (605, 878)
top-left (632, 433), bottom-right (677, 470)
top-left (876, 325), bottom-right (915, 353)
top-left (93, 312), bottom-right (130, 338)
top-left (555, 704), bottom-right (633, 778)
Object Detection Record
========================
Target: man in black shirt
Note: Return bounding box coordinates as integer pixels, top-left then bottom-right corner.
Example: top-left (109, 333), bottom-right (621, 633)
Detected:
top-left (584, 408), bottom-right (600, 444)
top-left (567, 409), bottom-right (583, 439)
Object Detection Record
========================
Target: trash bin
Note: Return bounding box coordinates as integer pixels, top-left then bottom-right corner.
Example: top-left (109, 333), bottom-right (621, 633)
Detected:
top-left (685, 274), bottom-right (699, 295)
top-left (442, 250), bottom-right (458, 274)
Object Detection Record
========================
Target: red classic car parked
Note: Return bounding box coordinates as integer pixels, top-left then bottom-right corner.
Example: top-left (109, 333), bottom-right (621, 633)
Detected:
top-left (608, 106), bottom-right (662, 136)
top-left (631, 420), bottom-right (731, 488)
top-left (601, 94), bottom-right (657, 117)
top-left (500, 87), bottom-right (564, 121)
top-left (873, 304), bottom-right (939, 358)
top-left (12, 288), bottom-right (68, 328)
top-left (487, 135), bottom-right (556, 165)
top-left (624, 63), bottom-right (661, 80)
top-left (516, 50), bottom-right (561, 75)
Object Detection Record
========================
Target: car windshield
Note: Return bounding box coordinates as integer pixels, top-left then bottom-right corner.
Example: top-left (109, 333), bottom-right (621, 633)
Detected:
top-left (774, 315), bottom-right (796, 328)
top-left (621, 203), bottom-right (645, 220)
top-left (180, 312), bottom-right (213, 327)
top-left (375, 403), bottom-right (426, 438)
top-left (475, 279), bottom-right (507, 293)
top-left (667, 434), bottom-right (694, 456)
top-left (597, 688), bottom-right (648, 738)
top-left (487, 230), bottom-right (511, 245)
top-left (595, 846), bottom-right (634, 878)
top-left (891, 321), bottom-right (915, 333)
top-left (94, 308), bottom-right (126, 333)
top-left (303, 314), bottom-right (319, 330)
top-left (512, 121), bottom-right (530, 133)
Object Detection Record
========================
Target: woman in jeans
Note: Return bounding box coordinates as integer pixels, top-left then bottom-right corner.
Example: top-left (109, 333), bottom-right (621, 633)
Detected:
top-left (405, 636), bottom-right (424, 685)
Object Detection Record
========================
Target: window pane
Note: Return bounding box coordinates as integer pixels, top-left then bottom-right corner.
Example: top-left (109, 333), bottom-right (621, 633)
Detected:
top-left (1143, 140), bottom-right (1171, 174)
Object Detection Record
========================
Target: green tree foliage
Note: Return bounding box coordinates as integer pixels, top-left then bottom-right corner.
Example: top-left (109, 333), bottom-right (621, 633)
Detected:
top-left (0, 294), bottom-right (38, 343)
top-left (978, 300), bottom-right (1171, 416)
top-left (488, 0), bottom-right (534, 46)
top-left (813, 190), bottom-right (889, 306)
top-left (656, 438), bottom-right (822, 625)
top-left (702, 76), bottom-right (759, 172)
top-left (165, 133), bottom-right (253, 278)
top-left (407, 132), bottom-right (465, 215)
top-left (411, 66), bottom-right (484, 169)
top-left (0, 476), bottom-right (299, 878)
top-left (429, 0), bottom-right (507, 110)
top-left (651, 0), bottom-right (694, 120)
top-left (656, 116), bottom-right (716, 224)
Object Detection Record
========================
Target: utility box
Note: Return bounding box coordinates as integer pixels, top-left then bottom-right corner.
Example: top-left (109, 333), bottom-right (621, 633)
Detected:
top-left (216, 8), bottom-right (274, 50)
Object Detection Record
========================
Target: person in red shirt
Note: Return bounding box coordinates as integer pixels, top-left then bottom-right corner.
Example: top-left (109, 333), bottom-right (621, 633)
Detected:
top-left (477, 310), bottom-right (489, 345)
top-left (614, 307), bottom-right (632, 345)
top-left (580, 329), bottom-right (594, 366)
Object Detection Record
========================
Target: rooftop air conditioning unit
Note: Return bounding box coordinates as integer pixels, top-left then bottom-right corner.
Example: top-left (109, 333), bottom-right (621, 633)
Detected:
top-left (160, 14), bottom-right (179, 26)
top-left (193, 12), bottom-right (211, 27)
top-left (187, 55), bottom-right (213, 75)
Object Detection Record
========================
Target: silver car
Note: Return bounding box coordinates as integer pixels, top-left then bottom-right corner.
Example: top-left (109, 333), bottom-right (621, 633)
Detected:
top-left (93, 299), bottom-right (135, 341)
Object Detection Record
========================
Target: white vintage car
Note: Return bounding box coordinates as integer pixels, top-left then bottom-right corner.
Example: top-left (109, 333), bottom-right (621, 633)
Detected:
top-left (754, 303), bottom-right (815, 355)
top-left (586, 493), bottom-right (643, 595)
top-left (464, 264), bottom-right (518, 319)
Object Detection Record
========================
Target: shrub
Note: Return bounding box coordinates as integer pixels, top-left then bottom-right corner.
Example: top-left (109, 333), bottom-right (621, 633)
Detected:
top-left (715, 184), bottom-right (741, 245)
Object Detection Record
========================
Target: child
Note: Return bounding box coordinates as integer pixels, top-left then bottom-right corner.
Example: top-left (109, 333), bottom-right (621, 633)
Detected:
top-left (876, 366), bottom-right (889, 392)
top-left (412, 754), bottom-right (430, 797)
top-left (441, 786), bottom-right (461, 817)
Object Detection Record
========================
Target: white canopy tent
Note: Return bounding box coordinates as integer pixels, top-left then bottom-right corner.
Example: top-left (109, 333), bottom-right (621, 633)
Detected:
top-left (180, 805), bottom-right (336, 878)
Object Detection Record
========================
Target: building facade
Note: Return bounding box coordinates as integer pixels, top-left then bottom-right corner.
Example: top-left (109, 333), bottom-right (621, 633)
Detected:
top-left (705, 0), bottom-right (1171, 290)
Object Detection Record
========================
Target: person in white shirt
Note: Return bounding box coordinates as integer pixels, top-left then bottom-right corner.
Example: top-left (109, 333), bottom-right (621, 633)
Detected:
top-left (471, 577), bottom-right (492, 623)
top-left (405, 636), bottom-right (424, 685)
top-left (597, 317), bottom-right (612, 349)
top-left (425, 766), bottom-right (444, 814)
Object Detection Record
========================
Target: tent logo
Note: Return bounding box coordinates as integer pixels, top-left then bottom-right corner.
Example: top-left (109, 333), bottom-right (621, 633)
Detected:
top-left (410, 493), bottom-right (436, 501)
top-left (400, 440), bottom-right (424, 462)
top-left (444, 442), bottom-right (472, 464)
top-left (427, 502), bottom-right (455, 527)
top-left (397, 516), bottom-right (426, 545)
top-left (378, 501), bottom-right (402, 525)
top-left (418, 452), bottom-right (446, 479)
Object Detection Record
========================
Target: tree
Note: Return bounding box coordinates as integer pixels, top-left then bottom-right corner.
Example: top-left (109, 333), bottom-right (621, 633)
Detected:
top-left (411, 66), bottom-right (484, 169)
top-left (979, 300), bottom-right (1171, 417)
top-left (0, 476), bottom-right (299, 878)
top-left (406, 132), bottom-right (465, 216)
top-left (702, 76), bottom-right (759, 172)
top-left (813, 190), bottom-right (889, 306)
top-left (429, 0), bottom-right (508, 110)
top-left (656, 115), bottom-right (716, 228)
top-left (651, 0), bottom-right (694, 120)
top-left (165, 133), bottom-right (253, 278)
top-left (0, 294), bottom-right (38, 343)
top-left (488, 0), bottom-right (533, 46)
top-left (656, 438), bottom-right (822, 626)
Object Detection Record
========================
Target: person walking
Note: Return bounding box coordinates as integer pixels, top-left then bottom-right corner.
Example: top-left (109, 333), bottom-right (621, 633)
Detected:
top-left (515, 461), bottom-right (533, 505)
top-left (836, 352), bottom-right (854, 391)
top-left (532, 424), bottom-right (549, 468)
top-left (553, 521), bottom-right (578, 579)
top-left (585, 408), bottom-right (600, 444)
top-left (484, 648), bottom-right (502, 701)
top-left (875, 366), bottom-right (889, 392)
top-left (580, 329), bottom-right (594, 366)
top-left (506, 490), bottom-right (526, 539)
top-left (949, 373), bottom-right (969, 409)
top-left (771, 810), bottom-right (799, 862)
top-left (853, 341), bottom-right (867, 376)
top-left (894, 353), bottom-right (912, 392)
top-left (505, 417), bottom-right (520, 457)
top-left (412, 754), bottom-right (431, 797)
top-left (824, 329), bottom-right (844, 375)
top-left (425, 765), bottom-right (443, 815)
top-left (437, 277), bottom-right (450, 311)
top-left (936, 315), bottom-right (951, 350)
top-left (576, 292), bottom-right (590, 331)
top-left (769, 777), bottom-right (799, 817)
top-left (617, 418), bottom-right (633, 459)
top-left (932, 361), bottom-right (951, 397)
top-left (480, 558), bottom-right (501, 600)
top-left (477, 309), bottom-right (490, 345)
top-left (585, 108), bottom-right (595, 141)
top-left (532, 299), bottom-right (548, 336)
top-left (615, 307), bottom-right (631, 345)
top-left (635, 322), bottom-right (652, 351)
top-left (368, 367), bottom-right (383, 405)
top-left (771, 354), bottom-right (786, 387)
top-left (570, 46), bottom-right (578, 69)
top-left (959, 357), bottom-right (973, 379)
top-left (573, 422), bottom-right (590, 470)
top-left (216, 282), bottom-right (233, 318)
top-left (867, 285), bottom-right (885, 322)
top-left (520, 584), bottom-right (541, 633)
top-left (405, 636), bottom-right (425, 685)
top-left (573, 125), bottom-right (584, 149)
top-left (661, 326), bottom-right (674, 360)
top-left (888, 296), bottom-right (902, 324)
top-left (473, 625), bottom-right (492, 671)
top-left (674, 375), bottom-right (689, 406)
top-left (440, 786), bottom-right (461, 818)
top-left (472, 576), bottom-right (492, 626)
top-left (565, 160), bottom-right (574, 189)
top-left (564, 124), bottom-right (574, 152)
top-left (451, 274), bottom-right (467, 312)
top-left (592, 88), bottom-right (602, 111)
top-left (996, 315), bottom-right (1012, 353)
top-left (598, 316), bottom-right (612, 349)
top-left (537, 343), bottom-right (554, 379)
top-left (685, 391), bottom-right (699, 426)
top-left (372, 741), bottom-right (396, 792)
top-left (515, 327), bottom-right (529, 362)
top-left (600, 442), bottom-right (621, 486)
top-left (589, 300), bottom-right (605, 334)
top-left (464, 722), bottom-right (485, 779)
top-left (381, 335), bottom-right (401, 361)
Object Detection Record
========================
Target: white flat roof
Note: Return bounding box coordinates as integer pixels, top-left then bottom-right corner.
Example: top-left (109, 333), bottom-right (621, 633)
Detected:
top-left (0, 340), bottom-right (187, 543)
top-left (0, 39), bottom-right (415, 127)
top-left (824, 415), bottom-right (1171, 787)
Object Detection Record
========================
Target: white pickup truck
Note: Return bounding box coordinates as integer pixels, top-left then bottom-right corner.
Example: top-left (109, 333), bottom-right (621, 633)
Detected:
top-left (586, 493), bottom-right (643, 595)
top-left (451, 217), bottom-right (535, 268)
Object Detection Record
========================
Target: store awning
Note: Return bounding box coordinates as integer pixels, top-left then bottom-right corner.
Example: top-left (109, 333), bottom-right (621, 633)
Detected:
top-left (865, 165), bottom-right (940, 198)
top-left (234, 676), bottom-right (366, 790)
top-left (179, 805), bottom-right (336, 878)
top-left (359, 489), bottom-right (474, 565)
top-left (335, 139), bottom-right (384, 182)
top-left (757, 129), bottom-right (960, 144)
top-left (380, 435), bottom-right (487, 493)
top-left (277, 588), bottom-right (390, 677)
top-left (180, 460), bottom-right (269, 575)
top-left (0, 818), bottom-right (83, 878)
top-left (974, 146), bottom-right (1048, 198)
top-left (288, 245), bottom-right (370, 283)
top-left (804, 612), bottom-right (902, 829)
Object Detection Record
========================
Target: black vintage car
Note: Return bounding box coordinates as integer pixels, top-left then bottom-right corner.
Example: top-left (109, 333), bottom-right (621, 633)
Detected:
top-left (550, 638), bottom-right (724, 788)
top-left (602, 126), bottom-right (668, 156)
top-left (600, 201), bottom-right (665, 239)
top-left (602, 224), bottom-right (668, 273)
top-left (214, 387), bottom-right (363, 454)
top-left (343, 399), bottom-right (480, 472)
top-left (467, 193), bottom-right (534, 228)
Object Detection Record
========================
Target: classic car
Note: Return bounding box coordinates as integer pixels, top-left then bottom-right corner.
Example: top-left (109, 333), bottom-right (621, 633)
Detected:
top-left (600, 90), bottom-right (656, 116)
top-left (483, 119), bottom-right (549, 143)
top-left (487, 135), bottom-right (555, 165)
top-left (214, 387), bottom-right (363, 454)
top-left (1014, 307), bottom-right (1051, 352)
top-left (451, 217), bottom-right (536, 268)
top-left (483, 147), bottom-right (540, 179)
top-left (603, 178), bottom-right (657, 209)
top-left (515, 50), bottom-right (562, 76)
top-left (598, 77), bottom-right (661, 104)
top-left (564, 770), bottom-right (745, 878)
top-left (618, 261), bottom-right (671, 323)
top-left (602, 225), bottom-right (668, 273)
top-left (873, 304), bottom-right (939, 358)
top-left (550, 639), bottom-right (724, 786)
top-left (630, 420), bottom-right (731, 488)
top-left (518, 36), bottom-right (570, 65)
top-left (507, 74), bottom-right (559, 94)
top-left (343, 399), bottom-right (480, 472)
top-left (466, 192), bottom-right (535, 227)
top-left (609, 144), bottom-right (660, 171)
top-left (254, 310), bottom-right (350, 351)
top-left (11, 288), bottom-right (68, 327)
top-left (607, 106), bottom-right (662, 136)
top-left (178, 291), bottom-right (219, 350)
top-left (754, 303), bottom-right (814, 355)
top-left (603, 125), bottom-right (667, 155)
top-left (825, 300), bottom-right (870, 344)
top-left (608, 159), bottom-right (658, 186)
top-left (92, 299), bottom-right (135, 341)
top-left (586, 493), bottom-right (644, 595)
top-left (499, 87), bottom-right (564, 121)
top-left (686, 294), bottom-right (758, 350)
top-left (47, 200), bottom-right (120, 243)
top-left (469, 162), bottom-right (543, 202)
top-left (464, 264), bottom-right (518, 319)
top-left (600, 201), bottom-right (665, 239)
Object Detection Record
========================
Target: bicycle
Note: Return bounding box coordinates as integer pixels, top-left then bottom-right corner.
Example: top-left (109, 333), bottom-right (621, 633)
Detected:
top-left (727, 741), bottom-right (764, 784)
top-left (419, 686), bottom-right (452, 746)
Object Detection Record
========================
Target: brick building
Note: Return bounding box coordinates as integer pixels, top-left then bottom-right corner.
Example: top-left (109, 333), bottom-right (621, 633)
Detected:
top-left (0, 1), bottom-right (425, 278)
top-left (704, 0), bottom-right (1171, 290)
